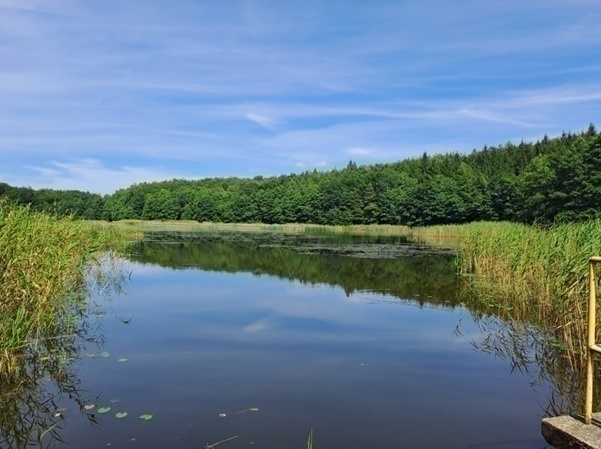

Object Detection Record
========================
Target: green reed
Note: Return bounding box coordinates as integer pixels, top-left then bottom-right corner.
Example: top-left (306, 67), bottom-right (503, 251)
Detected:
top-left (306, 429), bottom-right (313, 449)
top-left (411, 220), bottom-right (601, 355)
top-left (98, 219), bottom-right (412, 236)
top-left (0, 203), bottom-right (135, 374)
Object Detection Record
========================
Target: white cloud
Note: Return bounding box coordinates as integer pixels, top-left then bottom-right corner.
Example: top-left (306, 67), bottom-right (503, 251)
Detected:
top-left (294, 160), bottom-right (327, 169)
top-left (286, 150), bottom-right (332, 170)
top-left (246, 113), bottom-right (279, 131)
top-left (15, 159), bottom-right (178, 194)
top-left (347, 147), bottom-right (375, 156)
top-left (23, 165), bottom-right (61, 178)
top-left (244, 317), bottom-right (271, 333)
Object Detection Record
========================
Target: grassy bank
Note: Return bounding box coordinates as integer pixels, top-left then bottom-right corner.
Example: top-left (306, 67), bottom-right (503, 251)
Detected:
top-left (0, 204), bottom-right (137, 374)
top-left (97, 219), bottom-right (412, 236)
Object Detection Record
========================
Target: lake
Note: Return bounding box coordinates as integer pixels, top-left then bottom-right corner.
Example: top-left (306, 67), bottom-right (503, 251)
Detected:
top-left (2, 231), bottom-right (554, 448)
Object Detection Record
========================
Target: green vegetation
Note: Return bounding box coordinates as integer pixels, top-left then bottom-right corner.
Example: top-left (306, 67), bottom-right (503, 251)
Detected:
top-left (103, 219), bottom-right (411, 236)
top-left (0, 203), bottom-right (136, 374)
top-left (307, 429), bottom-right (313, 449)
top-left (0, 202), bottom-right (137, 447)
top-left (0, 185), bottom-right (105, 219)
top-left (412, 221), bottom-right (601, 352)
top-left (1, 124), bottom-right (599, 226)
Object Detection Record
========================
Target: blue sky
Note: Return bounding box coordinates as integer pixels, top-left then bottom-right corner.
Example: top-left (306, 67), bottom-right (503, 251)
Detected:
top-left (1, 0), bottom-right (600, 194)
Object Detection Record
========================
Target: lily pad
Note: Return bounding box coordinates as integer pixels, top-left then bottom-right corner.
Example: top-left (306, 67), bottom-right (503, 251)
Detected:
top-left (117, 358), bottom-right (128, 362)
top-left (98, 407), bottom-right (111, 414)
top-left (101, 352), bottom-right (110, 357)
top-left (116, 412), bottom-right (128, 419)
top-left (84, 404), bottom-right (95, 410)
top-left (139, 414), bottom-right (153, 421)
top-left (86, 353), bottom-right (98, 358)
top-left (56, 407), bottom-right (69, 412)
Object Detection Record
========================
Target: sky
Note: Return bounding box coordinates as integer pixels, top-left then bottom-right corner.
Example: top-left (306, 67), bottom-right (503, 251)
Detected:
top-left (1, 0), bottom-right (600, 194)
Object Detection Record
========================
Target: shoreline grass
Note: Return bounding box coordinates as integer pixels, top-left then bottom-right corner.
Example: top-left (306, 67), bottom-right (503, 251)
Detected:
top-left (94, 219), bottom-right (412, 236)
top-left (411, 221), bottom-right (601, 353)
top-left (0, 203), bottom-right (137, 374)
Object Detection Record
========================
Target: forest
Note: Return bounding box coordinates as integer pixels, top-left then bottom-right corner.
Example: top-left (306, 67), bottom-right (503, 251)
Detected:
top-left (1, 124), bottom-right (599, 226)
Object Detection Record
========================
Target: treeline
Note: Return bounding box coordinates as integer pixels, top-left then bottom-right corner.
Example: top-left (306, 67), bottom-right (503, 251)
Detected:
top-left (0, 185), bottom-right (105, 220)
top-left (2, 124), bottom-right (600, 226)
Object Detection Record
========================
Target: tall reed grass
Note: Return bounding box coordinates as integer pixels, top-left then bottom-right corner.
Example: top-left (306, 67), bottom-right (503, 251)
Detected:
top-left (411, 220), bottom-right (601, 355)
top-left (0, 203), bottom-right (136, 374)
top-left (100, 219), bottom-right (411, 236)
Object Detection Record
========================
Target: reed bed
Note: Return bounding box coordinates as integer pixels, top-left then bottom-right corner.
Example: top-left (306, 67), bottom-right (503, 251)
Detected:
top-left (100, 219), bottom-right (412, 236)
top-left (411, 221), bottom-right (601, 355)
top-left (0, 203), bottom-right (136, 374)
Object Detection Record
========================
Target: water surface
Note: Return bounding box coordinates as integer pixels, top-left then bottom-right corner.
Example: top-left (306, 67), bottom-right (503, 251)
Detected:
top-left (8, 232), bottom-right (552, 448)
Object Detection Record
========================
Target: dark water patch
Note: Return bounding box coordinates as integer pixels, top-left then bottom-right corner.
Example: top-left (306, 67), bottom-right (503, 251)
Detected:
top-left (141, 229), bottom-right (456, 257)
top-left (280, 242), bottom-right (455, 258)
top-left (129, 232), bottom-right (460, 307)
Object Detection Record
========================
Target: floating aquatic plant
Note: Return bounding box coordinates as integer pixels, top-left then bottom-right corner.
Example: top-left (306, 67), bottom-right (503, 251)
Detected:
top-left (205, 435), bottom-right (239, 449)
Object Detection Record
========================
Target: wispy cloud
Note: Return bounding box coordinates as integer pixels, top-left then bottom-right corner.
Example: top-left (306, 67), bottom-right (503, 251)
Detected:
top-left (246, 113), bottom-right (279, 132)
top-left (347, 147), bottom-right (376, 156)
top-left (11, 159), bottom-right (178, 194)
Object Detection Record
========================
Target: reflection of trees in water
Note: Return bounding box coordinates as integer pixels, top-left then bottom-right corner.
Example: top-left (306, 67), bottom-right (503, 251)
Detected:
top-left (129, 234), bottom-right (460, 307)
top-left (0, 255), bottom-right (128, 449)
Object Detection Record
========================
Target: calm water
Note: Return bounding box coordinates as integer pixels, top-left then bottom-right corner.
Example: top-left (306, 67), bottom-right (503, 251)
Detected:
top-left (4, 232), bottom-right (553, 448)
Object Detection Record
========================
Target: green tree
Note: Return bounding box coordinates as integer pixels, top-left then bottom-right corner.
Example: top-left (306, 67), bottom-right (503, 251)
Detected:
top-left (141, 189), bottom-right (181, 220)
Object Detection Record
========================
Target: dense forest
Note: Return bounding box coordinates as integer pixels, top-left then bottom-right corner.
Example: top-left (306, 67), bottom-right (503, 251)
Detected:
top-left (2, 124), bottom-right (600, 226)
